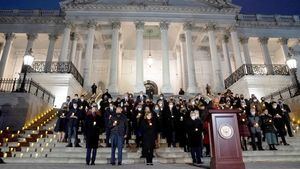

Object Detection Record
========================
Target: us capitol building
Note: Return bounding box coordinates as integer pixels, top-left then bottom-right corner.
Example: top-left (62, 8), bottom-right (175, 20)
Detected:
top-left (0, 0), bottom-right (299, 106)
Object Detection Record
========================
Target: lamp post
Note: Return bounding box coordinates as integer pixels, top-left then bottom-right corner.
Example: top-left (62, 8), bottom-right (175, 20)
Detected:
top-left (19, 48), bottom-right (34, 92)
top-left (286, 57), bottom-right (300, 96)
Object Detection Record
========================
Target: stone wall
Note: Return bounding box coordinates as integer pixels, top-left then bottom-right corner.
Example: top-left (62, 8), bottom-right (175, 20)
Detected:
top-left (284, 95), bottom-right (300, 121)
top-left (0, 93), bottom-right (52, 130)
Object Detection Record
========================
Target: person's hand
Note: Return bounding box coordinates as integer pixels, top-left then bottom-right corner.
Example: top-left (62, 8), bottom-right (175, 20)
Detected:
top-left (124, 135), bottom-right (127, 138)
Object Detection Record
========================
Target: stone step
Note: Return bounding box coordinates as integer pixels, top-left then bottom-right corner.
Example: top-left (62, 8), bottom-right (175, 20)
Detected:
top-left (3, 157), bottom-right (193, 164)
top-left (242, 150), bottom-right (300, 156)
top-left (11, 152), bottom-right (139, 159)
top-left (20, 147), bottom-right (128, 153)
top-left (242, 155), bottom-right (300, 162)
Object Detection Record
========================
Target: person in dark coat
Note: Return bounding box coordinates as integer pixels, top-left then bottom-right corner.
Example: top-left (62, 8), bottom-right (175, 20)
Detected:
top-left (136, 91), bottom-right (147, 104)
top-left (133, 103), bottom-right (145, 148)
top-left (102, 89), bottom-right (112, 100)
top-left (248, 107), bottom-right (264, 151)
top-left (54, 103), bottom-right (68, 142)
top-left (237, 102), bottom-right (250, 151)
top-left (91, 83), bottom-right (97, 95)
top-left (166, 102), bottom-right (178, 147)
top-left (104, 103), bottom-right (116, 147)
top-left (66, 102), bottom-right (81, 147)
top-left (109, 107), bottom-right (128, 166)
top-left (278, 99), bottom-right (293, 137)
top-left (186, 111), bottom-right (203, 165)
top-left (261, 109), bottom-right (278, 150)
top-left (178, 88), bottom-right (185, 95)
top-left (140, 111), bottom-right (158, 165)
top-left (269, 102), bottom-right (289, 145)
top-left (85, 106), bottom-right (102, 165)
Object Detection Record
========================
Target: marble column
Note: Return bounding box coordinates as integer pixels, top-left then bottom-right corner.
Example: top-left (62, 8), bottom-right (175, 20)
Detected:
top-left (70, 32), bottom-right (79, 64)
top-left (76, 43), bottom-right (83, 74)
top-left (160, 22), bottom-right (173, 93)
top-left (240, 37), bottom-right (252, 65)
top-left (25, 33), bottom-right (38, 55)
top-left (59, 23), bottom-right (72, 62)
top-left (278, 38), bottom-right (289, 62)
top-left (230, 27), bottom-right (244, 69)
top-left (259, 37), bottom-right (274, 74)
top-left (184, 23), bottom-right (198, 93)
top-left (179, 34), bottom-right (188, 91)
top-left (134, 21), bottom-right (145, 93)
top-left (221, 35), bottom-right (233, 77)
top-left (83, 22), bottom-right (96, 89)
top-left (207, 25), bottom-right (224, 93)
top-left (175, 46), bottom-right (183, 89)
top-left (45, 34), bottom-right (58, 72)
top-left (0, 33), bottom-right (15, 78)
top-left (108, 22), bottom-right (121, 93)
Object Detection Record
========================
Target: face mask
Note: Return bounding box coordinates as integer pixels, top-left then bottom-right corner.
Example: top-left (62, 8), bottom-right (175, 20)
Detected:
top-left (253, 99), bottom-right (258, 102)
top-left (169, 105), bottom-right (173, 108)
top-left (138, 108), bottom-right (142, 111)
top-left (73, 105), bottom-right (78, 109)
top-left (74, 97), bottom-right (78, 100)
top-left (81, 98), bottom-right (84, 101)
top-left (67, 98), bottom-right (70, 102)
top-left (191, 115), bottom-right (196, 120)
top-left (272, 105), bottom-right (277, 109)
top-left (147, 115), bottom-right (151, 120)
top-left (250, 111), bottom-right (255, 116)
top-left (155, 107), bottom-right (159, 110)
top-left (160, 97), bottom-right (163, 99)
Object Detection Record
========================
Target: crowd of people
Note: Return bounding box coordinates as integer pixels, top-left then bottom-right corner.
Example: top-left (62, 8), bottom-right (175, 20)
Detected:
top-left (54, 89), bottom-right (294, 166)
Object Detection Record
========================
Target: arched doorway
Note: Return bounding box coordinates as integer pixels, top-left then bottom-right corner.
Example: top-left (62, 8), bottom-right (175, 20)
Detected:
top-left (144, 80), bottom-right (158, 99)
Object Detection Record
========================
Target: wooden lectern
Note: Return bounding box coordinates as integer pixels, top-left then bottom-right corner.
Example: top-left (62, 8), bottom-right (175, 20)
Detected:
top-left (209, 109), bottom-right (245, 169)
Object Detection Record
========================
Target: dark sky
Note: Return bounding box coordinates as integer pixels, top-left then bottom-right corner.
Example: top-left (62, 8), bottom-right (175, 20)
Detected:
top-left (0, 0), bottom-right (300, 15)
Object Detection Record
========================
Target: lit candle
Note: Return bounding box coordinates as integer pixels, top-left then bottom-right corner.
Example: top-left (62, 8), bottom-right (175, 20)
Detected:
top-left (171, 115), bottom-right (174, 118)
top-left (149, 123), bottom-right (153, 126)
top-left (93, 121), bottom-right (96, 126)
top-left (114, 121), bottom-right (118, 125)
top-left (269, 120), bottom-right (272, 123)
top-left (195, 128), bottom-right (198, 131)
top-left (180, 116), bottom-right (183, 121)
top-left (72, 113), bottom-right (74, 117)
top-left (242, 119), bottom-right (245, 122)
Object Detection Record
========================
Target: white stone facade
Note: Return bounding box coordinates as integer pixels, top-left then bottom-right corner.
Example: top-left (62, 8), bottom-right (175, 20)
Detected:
top-left (0, 0), bottom-right (300, 104)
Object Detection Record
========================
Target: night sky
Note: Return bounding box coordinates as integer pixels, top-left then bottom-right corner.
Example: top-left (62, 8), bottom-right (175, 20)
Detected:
top-left (0, 0), bottom-right (299, 15)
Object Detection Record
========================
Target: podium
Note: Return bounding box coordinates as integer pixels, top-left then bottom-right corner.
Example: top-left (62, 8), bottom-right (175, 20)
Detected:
top-left (209, 109), bottom-right (245, 169)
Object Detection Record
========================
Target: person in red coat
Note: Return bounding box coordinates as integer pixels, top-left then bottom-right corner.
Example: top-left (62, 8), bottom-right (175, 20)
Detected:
top-left (203, 118), bottom-right (210, 157)
top-left (237, 102), bottom-right (251, 151)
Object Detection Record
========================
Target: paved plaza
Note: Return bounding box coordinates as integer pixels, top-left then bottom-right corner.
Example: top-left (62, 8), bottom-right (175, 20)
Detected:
top-left (1, 162), bottom-right (300, 169)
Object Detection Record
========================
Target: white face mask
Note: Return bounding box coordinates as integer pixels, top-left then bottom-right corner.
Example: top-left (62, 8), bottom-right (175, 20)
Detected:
top-left (155, 107), bottom-right (159, 110)
top-left (253, 99), bottom-right (258, 102)
top-left (250, 111), bottom-right (255, 116)
top-left (272, 105), bottom-right (277, 109)
top-left (160, 97), bottom-right (163, 99)
top-left (191, 115), bottom-right (196, 120)
top-left (146, 115), bottom-right (151, 120)
top-left (138, 108), bottom-right (142, 111)
top-left (73, 105), bottom-right (78, 109)
top-left (169, 105), bottom-right (173, 108)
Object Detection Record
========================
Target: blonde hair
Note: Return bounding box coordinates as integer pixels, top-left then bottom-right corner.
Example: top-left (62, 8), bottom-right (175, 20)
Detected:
top-left (144, 111), bottom-right (152, 119)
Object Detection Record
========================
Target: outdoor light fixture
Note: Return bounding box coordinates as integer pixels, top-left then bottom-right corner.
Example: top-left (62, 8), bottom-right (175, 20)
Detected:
top-left (19, 48), bottom-right (34, 92)
top-left (286, 56), bottom-right (300, 96)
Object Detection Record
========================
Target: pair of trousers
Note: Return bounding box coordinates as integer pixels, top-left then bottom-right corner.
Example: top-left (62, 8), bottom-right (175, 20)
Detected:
top-left (110, 133), bottom-right (124, 164)
top-left (105, 128), bottom-right (111, 146)
top-left (250, 132), bottom-right (263, 150)
top-left (190, 147), bottom-right (202, 164)
top-left (167, 131), bottom-right (176, 147)
top-left (86, 148), bottom-right (97, 164)
top-left (67, 126), bottom-right (78, 145)
top-left (143, 147), bottom-right (154, 163)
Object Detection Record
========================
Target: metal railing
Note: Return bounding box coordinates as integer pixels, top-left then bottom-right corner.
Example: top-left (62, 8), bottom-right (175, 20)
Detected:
top-left (25, 61), bottom-right (84, 86)
top-left (264, 84), bottom-right (298, 101)
top-left (0, 78), bottom-right (55, 105)
top-left (225, 64), bottom-right (290, 89)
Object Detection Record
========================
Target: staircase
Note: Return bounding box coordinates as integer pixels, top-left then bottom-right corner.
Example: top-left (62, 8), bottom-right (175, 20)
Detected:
top-left (1, 110), bottom-right (300, 164)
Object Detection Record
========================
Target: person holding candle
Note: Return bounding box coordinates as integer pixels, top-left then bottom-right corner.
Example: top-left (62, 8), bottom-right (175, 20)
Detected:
top-left (66, 102), bottom-right (81, 147)
top-left (185, 111), bottom-right (203, 165)
top-left (85, 105), bottom-right (102, 165)
top-left (237, 101), bottom-right (250, 151)
top-left (54, 103), bottom-right (68, 142)
top-left (140, 111), bottom-right (158, 165)
top-left (109, 107), bottom-right (128, 166)
top-left (261, 109), bottom-right (278, 150)
top-left (248, 106), bottom-right (264, 151)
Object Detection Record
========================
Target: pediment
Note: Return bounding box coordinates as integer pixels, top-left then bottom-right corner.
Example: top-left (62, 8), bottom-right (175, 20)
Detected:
top-left (61, 0), bottom-right (240, 11)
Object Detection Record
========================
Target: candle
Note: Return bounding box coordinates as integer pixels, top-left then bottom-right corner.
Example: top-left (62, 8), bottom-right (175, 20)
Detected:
top-left (180, 116), bottom-right (183, 121)
top-left (269, 120), bottom-right (272, 123)
top-left (242, 118), bottom-right (245, 122)
top-left (114, 121), bottom-right (118, 125)
top-left (93, 121), bottom-right (96, 126)
top-left (195, 128), bottom-right (198, 131)
top-left (149, 123), bottom-right (152, 126)
top-left (72, 113), bottom-right (74, 117)
top-left (171, 115), bottom-right (174, 118)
